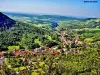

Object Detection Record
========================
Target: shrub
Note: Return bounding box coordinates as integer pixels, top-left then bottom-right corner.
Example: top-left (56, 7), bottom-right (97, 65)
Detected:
top-left (8, 46), bottom-right (20, 50)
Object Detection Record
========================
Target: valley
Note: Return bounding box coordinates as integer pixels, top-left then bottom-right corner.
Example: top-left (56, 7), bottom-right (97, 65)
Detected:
top-left (0, 12), bottom-right (100, 75)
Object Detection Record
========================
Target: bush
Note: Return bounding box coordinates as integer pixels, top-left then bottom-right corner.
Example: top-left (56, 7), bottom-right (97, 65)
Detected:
top-left (8, 46), bottom-right (20, 50)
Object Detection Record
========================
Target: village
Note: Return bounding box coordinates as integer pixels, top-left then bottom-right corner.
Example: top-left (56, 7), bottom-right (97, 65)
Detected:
top-left (0, 29), bottom-right (86, 67)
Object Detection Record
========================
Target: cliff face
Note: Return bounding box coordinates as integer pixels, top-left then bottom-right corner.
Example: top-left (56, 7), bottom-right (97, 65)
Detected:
top-left (0, 12), bottom-right (15, 29)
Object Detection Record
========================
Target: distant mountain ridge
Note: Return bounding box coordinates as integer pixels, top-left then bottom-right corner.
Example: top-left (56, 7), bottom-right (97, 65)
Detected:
top-left (3, 12), bottom-right (81, 21)
top-left (0, 12), bottom-right (15, 29)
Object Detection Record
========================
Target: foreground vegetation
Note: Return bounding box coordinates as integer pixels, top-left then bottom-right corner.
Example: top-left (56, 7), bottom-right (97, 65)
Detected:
top-left (0, 45), bottom-right (100, 75)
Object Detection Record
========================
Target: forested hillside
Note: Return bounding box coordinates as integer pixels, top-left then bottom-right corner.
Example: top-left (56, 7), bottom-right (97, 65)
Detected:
top-left (0, 22), bottom-right (59, 50)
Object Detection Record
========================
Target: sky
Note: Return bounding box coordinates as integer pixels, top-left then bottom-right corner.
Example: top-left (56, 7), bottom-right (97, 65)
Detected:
top-left (0, 0), bottom-right (100, 18)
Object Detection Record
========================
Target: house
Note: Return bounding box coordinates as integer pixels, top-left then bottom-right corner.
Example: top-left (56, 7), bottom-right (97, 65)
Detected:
top-left (0, 52), bottom-right (4, 58)
top-left (0, 52), bottom-right (5, 64)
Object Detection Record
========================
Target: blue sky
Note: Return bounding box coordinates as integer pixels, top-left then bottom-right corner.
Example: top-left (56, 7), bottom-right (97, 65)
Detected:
top-left (0, 0), bottom-right (100, 18)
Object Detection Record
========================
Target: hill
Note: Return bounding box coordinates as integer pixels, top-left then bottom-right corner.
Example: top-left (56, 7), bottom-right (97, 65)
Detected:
top-left (0, 12), bottom-right (15, 29)
top-left (0, 12), bottom-right (59, 50)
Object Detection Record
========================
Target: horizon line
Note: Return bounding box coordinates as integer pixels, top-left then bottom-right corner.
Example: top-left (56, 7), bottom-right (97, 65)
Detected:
top-left (1, 10), bottom-right (100, 19)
